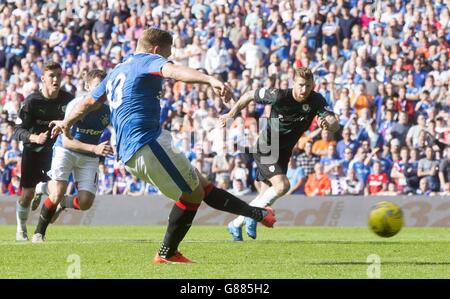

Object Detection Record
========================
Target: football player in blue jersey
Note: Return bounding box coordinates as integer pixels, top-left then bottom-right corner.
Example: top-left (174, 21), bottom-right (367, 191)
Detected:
top-left (31, 69), bottom-right (113, 243)
top-left (51, 28), bottom-right (276, 263)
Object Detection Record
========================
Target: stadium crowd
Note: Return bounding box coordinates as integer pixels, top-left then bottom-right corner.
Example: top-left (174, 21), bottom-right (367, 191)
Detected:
top-left (0, 0), bottom-right (449, 197)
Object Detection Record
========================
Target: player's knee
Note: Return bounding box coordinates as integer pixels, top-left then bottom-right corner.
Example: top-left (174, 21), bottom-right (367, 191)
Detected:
top-left (193, 185), bottom-right (205, 202)
top-left (274, 179), bottom-right (290, 196)
top-left (49, 187), bottom-right (66, 203)
top-left (49, 191), bottom-right (64, 203)
top-left (182, 184), bottom-right (204, 204)
top-left (77, 192), bottom-right (95, 210)
top-left (194, 169), bottom-right (209, 188)
top-left (21, 189), bottom-right (34, 203)
top-left (78, 200), bottom-right (93, 211)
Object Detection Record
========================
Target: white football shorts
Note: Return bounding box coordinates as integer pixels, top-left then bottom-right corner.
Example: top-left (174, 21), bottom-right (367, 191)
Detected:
top-left (125, 130), bottom-right (199, 200)
top-left (48, 146), bottom-right (99, 194)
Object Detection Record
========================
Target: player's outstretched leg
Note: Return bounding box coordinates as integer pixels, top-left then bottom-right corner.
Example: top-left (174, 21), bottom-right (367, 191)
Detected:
top-left (153, 174), bottom-right (276, 263)
top-left (190, 167), bottom-right (276, 227)
top-left (126, 142), bottom-right (275, 263)
top-left (229, 175), bottom-right (289, 240)
top-left (202, 183), bottom-right (276, 227)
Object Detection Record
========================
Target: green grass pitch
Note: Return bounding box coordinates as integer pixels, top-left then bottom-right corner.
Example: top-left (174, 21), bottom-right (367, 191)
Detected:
top-left (0, 225), bottom-right (449, 278)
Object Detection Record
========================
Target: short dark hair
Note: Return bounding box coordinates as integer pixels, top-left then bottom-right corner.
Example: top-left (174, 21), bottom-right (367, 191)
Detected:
top-left (43, 61), bottom-right (62, 72)
top-left (85, 69), bottom-right (107, 82)
top-left (137, 28), bottom-right (173, 51)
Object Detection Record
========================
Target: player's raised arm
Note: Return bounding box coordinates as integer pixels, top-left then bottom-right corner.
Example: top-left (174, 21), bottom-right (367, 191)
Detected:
top-left (50, 95), bottom-right (103, 139)
top-left (51, 73), bottom-right (107, 139)
top-left (218, 89), bottom-right (256, 127)
top-left (161, 63), bottom-right (234, 103)
top-left (317, 111), bottom-right (340, 133)
top-left (316, 96), bottom-right (340, 133)
top-left (62, 137), bottom-right (113, 157)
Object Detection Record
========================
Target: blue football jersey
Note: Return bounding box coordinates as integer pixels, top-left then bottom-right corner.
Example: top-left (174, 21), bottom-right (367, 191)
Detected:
top-left (91, 53), bottom-right (169, 163)
top-left (54, 96), bottom-right (111, 156)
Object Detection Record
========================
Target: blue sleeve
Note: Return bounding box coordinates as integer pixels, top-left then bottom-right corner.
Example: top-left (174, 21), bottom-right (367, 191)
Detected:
top-left (70, 124), bottom-right (77, 137)
top-left (224, 38), bottom-right (234, 49)
top-left (207, 38), bottom-right (214, 48)
top-left (145, 55), bottom-right (170, 76)
top-left (91, 77), bottom-right (107, 103)
top-left (284, 33), bottom-right (291, 43)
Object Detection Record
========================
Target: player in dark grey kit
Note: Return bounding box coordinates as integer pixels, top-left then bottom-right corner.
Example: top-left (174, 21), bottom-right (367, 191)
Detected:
top-left (220, 67), bottom-right (340, 241)
top-left (14, 61), bottom-right (73, 241)
top-left (31, 69), bottom-right (112, 243)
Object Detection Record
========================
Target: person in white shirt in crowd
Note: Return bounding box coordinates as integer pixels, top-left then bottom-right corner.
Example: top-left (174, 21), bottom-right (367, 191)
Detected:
top-left (204, 37), bottom-right (232, 81)
top-left (236, 33), bottom-right (268, 75)
top-left (185, 35), bottom-right (205, 70)
top-left (328, 163), bottom-right (347, 195)
top-left (343, 168), bottom-right (364, 195)
top-left (228, 179), bottom-right (251, 196)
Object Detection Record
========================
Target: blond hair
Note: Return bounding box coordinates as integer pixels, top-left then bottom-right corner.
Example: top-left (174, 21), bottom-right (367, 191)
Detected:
top-left (137, 28), bottom-right (173, 52)
top-left (295, 67), bottom-right (314, 81)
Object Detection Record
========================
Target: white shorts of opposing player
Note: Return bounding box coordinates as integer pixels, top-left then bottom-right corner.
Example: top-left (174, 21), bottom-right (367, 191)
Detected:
top-left (125, 130), bottom-right (199, 201)
top-left (48, 146), bottom-right (100, 194)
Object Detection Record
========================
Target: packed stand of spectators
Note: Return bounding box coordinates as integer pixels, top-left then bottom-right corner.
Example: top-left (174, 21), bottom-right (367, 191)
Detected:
top-left (0, 0), bottom-right (449, 197)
